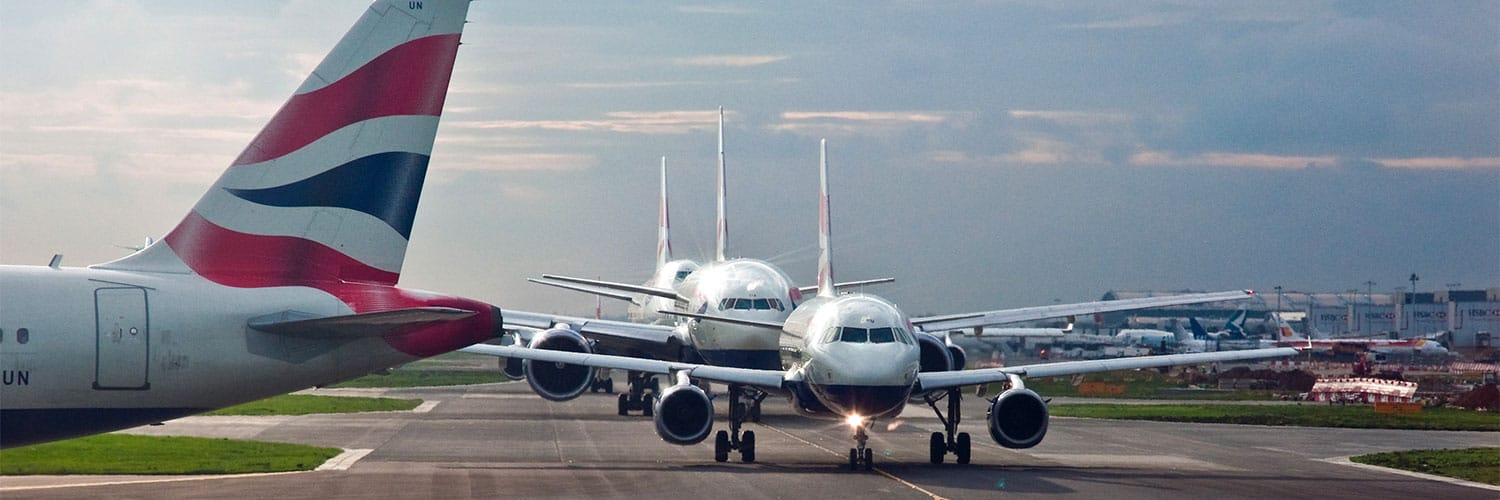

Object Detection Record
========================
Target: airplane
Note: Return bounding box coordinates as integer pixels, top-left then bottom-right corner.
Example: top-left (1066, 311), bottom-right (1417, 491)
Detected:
top-left (0, 0), bottom-right (499, 448)
top-left (512, 109), bottom-right (893, 419)
top-left (1269, 312), bottom-right (1449, 356)
top-left (463, 139), bottom-right (1298, 469)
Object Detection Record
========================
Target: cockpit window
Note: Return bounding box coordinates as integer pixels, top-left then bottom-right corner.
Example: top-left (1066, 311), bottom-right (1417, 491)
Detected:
top-left (719, 298), bottom-right (785, 311)
top-left (675, 269), bottom-right (693, 281)
top-left (826, 325), bottom-right (914, 344)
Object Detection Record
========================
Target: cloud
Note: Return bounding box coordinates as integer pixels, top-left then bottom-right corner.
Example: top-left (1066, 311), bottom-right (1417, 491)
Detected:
top-left (672, 55), bottom-right (787, 67)
top-left (448, 110), bottom-right (726, 135)
top-left (675, 5), bottom-right (757, 15)
top-left (1130, 151), bottom-right (1335, 169)
top-left (770, 110), bottom-right (973, 137)
top-left (1371, 157), bottom-right (1500, 170)
top-left (1007, 110), bottom-right (1133, 127)
top-left (437, 153), bottom-right (595, 173)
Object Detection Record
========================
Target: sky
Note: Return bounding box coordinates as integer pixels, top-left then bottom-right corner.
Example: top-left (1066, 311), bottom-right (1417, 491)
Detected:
top-left (2, 1), bottom-right (1497, 318)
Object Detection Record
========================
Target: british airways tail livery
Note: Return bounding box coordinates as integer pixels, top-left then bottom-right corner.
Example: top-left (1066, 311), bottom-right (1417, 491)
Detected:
top-left (0, 0), bottom-right (498, 449)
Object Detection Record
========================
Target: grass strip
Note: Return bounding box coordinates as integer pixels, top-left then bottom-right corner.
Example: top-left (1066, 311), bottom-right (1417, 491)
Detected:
top-left (1350, 448), bottom-right (1500, 485)
top-left (0, 434), bottom-right (341, 475)
top-left (205, 394), bottom-right (420, 416)
top-left (1049, 404), bottom-right (1500, 431)
top-left (330, 369), bottom-right (509, 388)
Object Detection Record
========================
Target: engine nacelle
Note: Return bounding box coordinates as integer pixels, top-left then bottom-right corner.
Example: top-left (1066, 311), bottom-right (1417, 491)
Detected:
top-left (523, 327), bottom-right (595, 401)
top-left (652, 383), bottom-right (713, 445)
top-left (499, 357), bottom-right (525, 381)
top-left (915, 332), bottom-right (956, 372)
top-left (987, 387), bottom-right (1048, 449)
top-left (947, 344), bottom-right (968, 371)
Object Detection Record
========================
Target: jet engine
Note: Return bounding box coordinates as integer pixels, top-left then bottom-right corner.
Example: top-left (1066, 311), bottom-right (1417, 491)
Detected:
top-left (523, 327), bottom-right (595, 401)
top-left (915, 332), bottom-right (956, 372)
top-left (947, 344), bottom-right (968, 371)
top-left (652, 382), bottom-right (713, 445)
top-left (987, 387), bottom-right (1048, 449)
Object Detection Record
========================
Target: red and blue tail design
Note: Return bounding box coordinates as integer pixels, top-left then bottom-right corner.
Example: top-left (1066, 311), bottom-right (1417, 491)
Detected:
top-left (107, 0), bottom-right (470, 289)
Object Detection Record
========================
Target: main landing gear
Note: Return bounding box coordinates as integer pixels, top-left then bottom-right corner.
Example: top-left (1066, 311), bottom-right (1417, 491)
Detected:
top-left (588, 371), bottom-right (615, 394)
top-left (617, 371), bottom-right (659, 416)
top-left (713, 384), bottom-right (759, 463)
top-left (924, 388), bottom-right (971, 464)
top-left (847, 419), bottom-right (874, 471)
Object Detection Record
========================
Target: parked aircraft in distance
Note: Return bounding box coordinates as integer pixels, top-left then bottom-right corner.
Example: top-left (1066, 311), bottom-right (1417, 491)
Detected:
top-left (1270, 312), bottom-right (1449, 356)
top-left (464, 140), bottom-right (1298, 469)
top-left (0, 0), bottom-right (498, 448)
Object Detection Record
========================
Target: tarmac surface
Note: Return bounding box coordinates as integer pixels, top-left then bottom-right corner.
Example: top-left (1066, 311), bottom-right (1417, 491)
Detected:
top-left (3, 378), bottom-right (1496, 499)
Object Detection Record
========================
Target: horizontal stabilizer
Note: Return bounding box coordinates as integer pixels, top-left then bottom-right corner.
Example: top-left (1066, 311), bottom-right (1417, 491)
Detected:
top-left (528, 278), bottom-right (639, 304)
top-left (539, 274), bottom-right (684, 302)
top-left (248, 307), bottom-right (477, 338)
top-left (796, 277), bottom-right (896, 296)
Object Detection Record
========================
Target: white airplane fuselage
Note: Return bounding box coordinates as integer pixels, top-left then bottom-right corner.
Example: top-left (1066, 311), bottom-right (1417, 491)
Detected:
top-left (628, 259), bottom-right (699, 325)
top-left (0, 264), bottom-right (496, 447)
top-left (782, 293), bottom-right (921, 420)
top-left (675, 259), bottom-right (798, 370)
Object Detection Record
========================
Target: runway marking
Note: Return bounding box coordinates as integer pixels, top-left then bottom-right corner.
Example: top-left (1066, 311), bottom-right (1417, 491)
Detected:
top-left (412, 400), bottom-right (439, 413)
top-left (317, 449), bottom-right (374, 471)
top-left (761, 424), bottom-right (947, 500)
top-left (1317, 456), bottom-right (1500, 492)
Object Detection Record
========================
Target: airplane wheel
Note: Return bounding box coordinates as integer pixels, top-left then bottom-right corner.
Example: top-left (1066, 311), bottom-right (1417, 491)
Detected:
top-left (643, 396), bottom-right (655, 417)
top-left (740, 431), bottom-right (756, 463)
top-left (714, 431), bottom-right (730, 463)
top-left (848, 449), bottom-right (859, 470)
top-left (929, 432), bottom-right (945, 464)
top-left (604, 377), bottom-right (615, 394)
top-left (863, 448), bottom-right (873, 471)
top-left (956, 432), bottom-right (971, 465)
top-left (617, 394), bottom-right (629, 416)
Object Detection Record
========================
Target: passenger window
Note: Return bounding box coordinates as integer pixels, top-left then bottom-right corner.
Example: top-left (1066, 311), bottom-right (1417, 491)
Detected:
top-left (869, 327), bottom-right (895, 343)
top-left (842, 327), bottom-right (868, 343)
top-left (17, 328), bottom-right (29, 344)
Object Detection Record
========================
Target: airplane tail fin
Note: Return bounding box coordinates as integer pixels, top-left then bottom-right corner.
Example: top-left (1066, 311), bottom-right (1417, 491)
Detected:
top-left (656, 156), bottom-right (672, 270)
top-left (815, 139), bottom-right (835, 298)
top-left (1188, 317), bottom-right (1210, 339)
top-left (714, 107), bottom-right (728, 262)
top-left (1222, 307), bottom-right (1248, 339)
top-left (1271, 311), bottom-right (1300, 339)
top-left (97, 0), bottom-right (470, 288)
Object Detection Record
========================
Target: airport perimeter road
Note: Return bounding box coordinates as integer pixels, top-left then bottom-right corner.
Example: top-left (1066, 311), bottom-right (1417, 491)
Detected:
top-left (4, 380), bottom-right (1496, 499)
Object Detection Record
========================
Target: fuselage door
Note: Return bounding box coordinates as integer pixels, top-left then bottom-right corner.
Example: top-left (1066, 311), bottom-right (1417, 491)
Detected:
top-left (94, 287), bottom-right (150, 390)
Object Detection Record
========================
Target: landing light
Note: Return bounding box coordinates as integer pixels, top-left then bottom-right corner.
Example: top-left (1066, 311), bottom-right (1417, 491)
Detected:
top-left (845, 414), bottom-right (864, 428)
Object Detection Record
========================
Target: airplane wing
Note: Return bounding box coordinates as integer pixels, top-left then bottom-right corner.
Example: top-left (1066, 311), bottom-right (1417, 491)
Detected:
top-left (915, 347), bottom-right (1298, 392)
top-left (538, 274), bottom-right (684, 302)
top-left (795, 277), bottom-right (897, 296)
top-left (528, 278), bottom-right (639, 304)
top-left (657, 310), bottom-right (787, 331)
top-left (911, 289), bottom-right (1255, 332)
top-left (501, 309), bottom-right (687, 361)
top-left (248, 307), bottom-right (477, 337)
top-left (460, 343), bottom-right (788, 390)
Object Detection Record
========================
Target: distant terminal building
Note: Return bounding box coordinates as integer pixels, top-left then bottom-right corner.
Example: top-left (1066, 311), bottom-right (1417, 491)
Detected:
top-left (1099, 288), bottom-right (1498, 348)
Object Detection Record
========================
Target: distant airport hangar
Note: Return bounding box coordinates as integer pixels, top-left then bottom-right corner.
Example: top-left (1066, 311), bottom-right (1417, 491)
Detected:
top-left (1099, 288), bottom-right (1499, 348)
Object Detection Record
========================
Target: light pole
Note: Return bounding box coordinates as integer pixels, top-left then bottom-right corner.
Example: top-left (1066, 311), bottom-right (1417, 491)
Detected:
top-left (1408, 273), bottom-right (1420, 337)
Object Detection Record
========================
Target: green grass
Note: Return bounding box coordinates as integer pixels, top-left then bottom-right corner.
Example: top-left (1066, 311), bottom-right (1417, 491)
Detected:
top-left (204, 394), bottom-right (420, 416)
top-left (0, 434), bottom-right (341, 475)
top-left (329, 369), bottom-right (509, 388)
top-left (1351, 448), bottom-right (1500, 485)
top-left (1049, 404), bottom-right (1500, 431)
